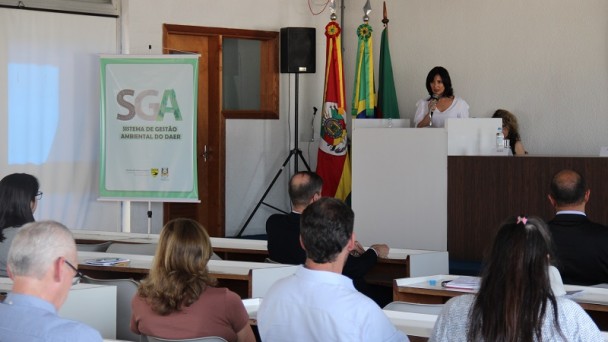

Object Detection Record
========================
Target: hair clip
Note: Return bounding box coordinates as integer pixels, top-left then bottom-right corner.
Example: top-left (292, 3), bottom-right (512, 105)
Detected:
top-left (517, 216), bottom-right (528, 225)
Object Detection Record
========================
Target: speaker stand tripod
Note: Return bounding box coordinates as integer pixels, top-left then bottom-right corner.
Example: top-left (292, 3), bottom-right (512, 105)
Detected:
top-left (235, 73), bottom-right (310, 237)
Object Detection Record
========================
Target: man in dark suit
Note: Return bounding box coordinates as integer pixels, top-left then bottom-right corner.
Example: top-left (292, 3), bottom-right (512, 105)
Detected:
top-left (547, 169), bottom-right (608, 286)
top-left (266, 171), bottom-right (389, 304)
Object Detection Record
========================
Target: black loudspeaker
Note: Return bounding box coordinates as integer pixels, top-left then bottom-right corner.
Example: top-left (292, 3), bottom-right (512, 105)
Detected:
top-left (280, 27), bottom-right (316, 74)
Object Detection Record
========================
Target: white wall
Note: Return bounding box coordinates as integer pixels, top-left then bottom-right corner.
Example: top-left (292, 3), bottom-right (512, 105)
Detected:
top-left (124, 0), bottom-right (608, 236)
top-left (342, 0), bottom-right (608, 156)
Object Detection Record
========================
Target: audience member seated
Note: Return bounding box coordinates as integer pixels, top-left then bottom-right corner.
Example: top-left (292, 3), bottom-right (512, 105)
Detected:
top-left (0, 221), bottom-right (102, 341)
top-left (0, 173), bottom-right (40, 277)
top-left (131, 218), bottom-right (255, 342)
top-left (492, 109), bottom-right (527, 155)
top-left (258, 198), bottom-right (409, 342)
top-left (266, 171), bottom-right (389, 301)
top-left (429, 216), bottom-right (602, 341)
top-left (547, 169), bottom-right (608, 285)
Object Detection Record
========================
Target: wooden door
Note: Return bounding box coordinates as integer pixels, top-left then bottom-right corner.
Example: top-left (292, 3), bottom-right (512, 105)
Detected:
top-left (162, 29), bottom-right (225, 237)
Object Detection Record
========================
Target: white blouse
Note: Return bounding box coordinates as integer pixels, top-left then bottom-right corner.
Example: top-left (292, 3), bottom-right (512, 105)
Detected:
top-left (414, 96), bottom-right (469, 128)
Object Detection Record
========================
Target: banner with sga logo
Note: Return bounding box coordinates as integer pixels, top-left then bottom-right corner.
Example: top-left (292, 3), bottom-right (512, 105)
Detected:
top-left (99, 55), bottom-right (199, 202)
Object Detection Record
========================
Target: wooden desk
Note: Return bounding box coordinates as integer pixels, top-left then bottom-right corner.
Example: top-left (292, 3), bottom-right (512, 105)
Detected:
top-left (393, 275), bottom-right (608, 331)
top-left (448, 156), bottom-right (608, 262)
top-left (73, 230), bottom-right (159, 245)
top-left (73, 230), bottom-right (268, 261)
top-left (73, 230), bottom-right (448, 287)
top-left (77, 251), bottom-right (296, 299)
top-left (245, 289), bottom-right (608, 342)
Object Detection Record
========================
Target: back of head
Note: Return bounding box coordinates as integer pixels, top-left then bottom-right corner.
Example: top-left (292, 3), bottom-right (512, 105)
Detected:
top-left (8, 220), bottom-right (74, 279)
top-left (140, 218), bottom-right (216, 315)
top-left (300, 197), bottom-right (353, 263)
top-left (425, 66), bottom-right (453, 97)
top-left (550, 169), bottom-right (586, 206)
top-left (469, 216), bottom-right (560, 341)
top-left (0, 173), bottom-right (39, 232)
top-left (289, 171), bottom-right (323, 207)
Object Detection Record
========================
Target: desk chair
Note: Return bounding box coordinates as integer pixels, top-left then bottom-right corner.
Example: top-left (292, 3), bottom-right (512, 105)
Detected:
top-left (106, 242), bottom-right (158, 256)
top-left (142, 336), bottom-right (228, 342)
top-left (383, 301), bottom-right (444, 315)
top-left (81, 275), bottom-right (140, 341)
top-left (76, 241), bottom-right (112, 252)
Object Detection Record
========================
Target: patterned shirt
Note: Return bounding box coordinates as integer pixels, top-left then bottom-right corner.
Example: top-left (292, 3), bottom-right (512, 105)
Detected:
top-left (429, 294), bottom-right (603, 341)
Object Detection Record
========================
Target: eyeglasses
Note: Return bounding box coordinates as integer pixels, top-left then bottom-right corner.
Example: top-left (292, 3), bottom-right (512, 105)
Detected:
top-left (64, 259), bottom-right (84, 285)
top-left (35, 191), bottom-right (43, 200)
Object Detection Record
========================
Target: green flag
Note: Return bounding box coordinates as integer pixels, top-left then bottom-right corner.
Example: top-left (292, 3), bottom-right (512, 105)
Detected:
top-left (376, 26), bottom-right (399, 119)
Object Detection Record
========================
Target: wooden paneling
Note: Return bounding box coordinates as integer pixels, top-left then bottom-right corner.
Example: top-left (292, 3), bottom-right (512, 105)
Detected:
top-left (448, 156), bottom-right (608, 261)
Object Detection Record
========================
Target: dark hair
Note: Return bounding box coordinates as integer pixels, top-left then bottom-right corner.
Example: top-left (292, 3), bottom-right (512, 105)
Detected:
top-left (138, 218), bottom-right (217, 315)
top-left (425, 66), bottom-right (454, 98)
top-left (0, 173), bottom-right (39, 241)
top-left (468, 216), bottom-right (562, 341)
top-left (288, 171), bottom-right (323, 207)
top-left (550, 169), bottom-right (586, 206)
top-left (492, 109), bottom-right (522, 153)
top-left (300, 197), bottom-right (353, 263)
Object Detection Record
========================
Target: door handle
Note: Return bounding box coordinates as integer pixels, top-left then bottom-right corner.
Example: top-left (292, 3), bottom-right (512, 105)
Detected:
top-left (200, 145), bottom-right (209, 162)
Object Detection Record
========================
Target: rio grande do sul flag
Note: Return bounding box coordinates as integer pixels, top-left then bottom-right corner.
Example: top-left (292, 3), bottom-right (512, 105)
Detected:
top-left (316, 20), bottom-right (351, 201)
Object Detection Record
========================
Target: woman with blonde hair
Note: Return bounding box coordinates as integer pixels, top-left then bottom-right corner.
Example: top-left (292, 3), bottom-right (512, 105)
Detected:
top-left (492, 109), bottom-right (527, 155)
top-left (131, 218), bottom-right (255, 342)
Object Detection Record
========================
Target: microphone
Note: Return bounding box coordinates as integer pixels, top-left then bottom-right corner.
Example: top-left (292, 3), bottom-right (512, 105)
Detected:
top-left (429, 94), bottom-right (440, 127)
top-left (313, 107), bottom-right (318, 115)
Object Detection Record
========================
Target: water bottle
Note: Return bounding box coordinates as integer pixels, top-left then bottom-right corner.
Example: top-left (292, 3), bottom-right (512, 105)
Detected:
top-left (496, 128), bottom-right (504, 152)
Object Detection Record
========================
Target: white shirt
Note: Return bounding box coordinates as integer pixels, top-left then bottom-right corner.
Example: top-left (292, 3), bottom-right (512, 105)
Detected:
top-left (258, 265), bottom-right (408, 342)
top-left (414, 96), bottom-right (469, 128)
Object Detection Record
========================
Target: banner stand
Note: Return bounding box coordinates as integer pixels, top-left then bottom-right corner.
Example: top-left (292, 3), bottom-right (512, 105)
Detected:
top-left (121, 201), bottom-right (131, 233)
top-left (147, 201), bottom-right (152, 236)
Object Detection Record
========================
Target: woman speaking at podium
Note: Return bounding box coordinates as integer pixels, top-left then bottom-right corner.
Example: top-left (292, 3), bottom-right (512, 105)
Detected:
top-left (414, 66), bottom-right (469, 128)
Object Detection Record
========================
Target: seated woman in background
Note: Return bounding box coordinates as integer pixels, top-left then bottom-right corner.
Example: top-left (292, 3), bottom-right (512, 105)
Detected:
top-left (415, 66), bottom-right (469, 128)
top-left (430, 216), bottom-right (602, 341)
top-left (131, 218), bottom-right (255, 342)
top-left (492, 109), bottom-right (527, 155)
top-left (0, 173), bottom-right (40, 277)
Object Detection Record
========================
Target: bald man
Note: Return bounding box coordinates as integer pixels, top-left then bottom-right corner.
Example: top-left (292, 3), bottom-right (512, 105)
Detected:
top-left (547, 169), bottom-right (608, 286)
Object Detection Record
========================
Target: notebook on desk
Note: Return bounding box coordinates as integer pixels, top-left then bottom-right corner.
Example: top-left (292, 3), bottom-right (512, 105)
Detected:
top-left (84, 257), bottom-right (130, 266)
top-left (442, 276), bottom-right (480, 290)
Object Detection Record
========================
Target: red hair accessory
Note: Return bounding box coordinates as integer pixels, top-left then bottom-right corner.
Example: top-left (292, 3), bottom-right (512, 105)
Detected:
top-left (517, 216), bottom-right (528, 225)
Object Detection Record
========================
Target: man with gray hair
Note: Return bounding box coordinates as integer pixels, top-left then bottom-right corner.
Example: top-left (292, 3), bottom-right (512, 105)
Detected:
top-left (0, 220), bottom-right (102, 341)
